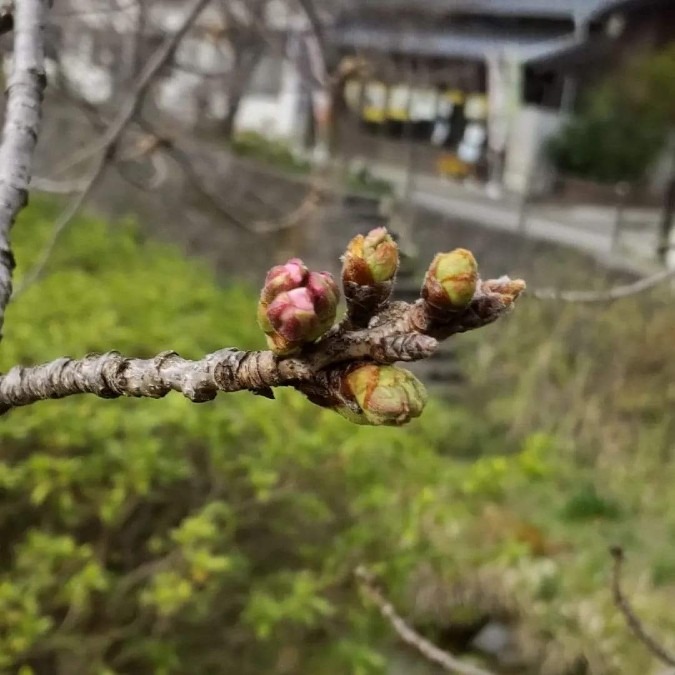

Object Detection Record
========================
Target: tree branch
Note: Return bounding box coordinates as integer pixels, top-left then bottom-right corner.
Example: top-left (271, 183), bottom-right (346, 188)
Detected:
top-left (609, 547), bottom-right (675, 668)
top-left (0, 0), bottom-right (48, 338)
top-left (355, 567), bottom-right (495, 675)
top-left (50, 0), bottom-right (212, 176)
top-left (531, 267), bottom-right (675, 303)
top-left (0, 251), bottom-right (523, 414)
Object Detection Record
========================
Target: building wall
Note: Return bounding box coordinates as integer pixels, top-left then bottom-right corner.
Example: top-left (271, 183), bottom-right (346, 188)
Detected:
top-left (235, 49), bottom-right (305, 139)
top-left (503, 105), bottom-right (565, 195)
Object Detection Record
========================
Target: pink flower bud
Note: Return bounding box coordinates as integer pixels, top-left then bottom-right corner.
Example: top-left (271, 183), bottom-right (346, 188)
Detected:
top-left (261, 258), bottom-right (308, 305)
top-left (259, 268), bottom-right (340, 354)
top-left (267, 287), bottom-right (319, 342)
top-left (306, 271), bottom-right (340, 322)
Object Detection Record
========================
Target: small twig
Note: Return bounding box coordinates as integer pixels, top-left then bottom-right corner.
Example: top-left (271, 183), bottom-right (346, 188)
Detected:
top-left (51, 0), bottom-right (211, 176)
top-left (116, 150), bottom-right (169, 192)
top-left (531, 267), bottom-right (675, 303)
top-left (250, 180), bottom-right (327, 234)
top-left (135, 117), bottom-right (311, 233)
top-left (355, 567), bottom-right (495, 675)
top-left (14, 164), bottom-right (102, 295)
top-left (150, 131), bottom-right (250, 231)
top-left (609, 546), bottom-right (675, 668)
top-left (17, 0), bottom-right (212, 292)
top-left (30, 175), bottom-right (91, 194)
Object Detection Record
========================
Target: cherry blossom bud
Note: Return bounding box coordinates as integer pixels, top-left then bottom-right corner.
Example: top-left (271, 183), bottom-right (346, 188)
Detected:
top-left (342, 227), bottom-right (399, 286)
top-left (423, 249), bottom-right (478, 312)
top-left (306, 272), bottom-right (339, 321)
top-left (259, 267), bottom-right (340, 355)
top-left (337, 364), bottom-right (427, 426)
top-left (267, 288), bottom-right (319, 341)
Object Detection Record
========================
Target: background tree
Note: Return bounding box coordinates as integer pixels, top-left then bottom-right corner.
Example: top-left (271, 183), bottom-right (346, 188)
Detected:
top-left (548, 44), bottom-right (675, 184)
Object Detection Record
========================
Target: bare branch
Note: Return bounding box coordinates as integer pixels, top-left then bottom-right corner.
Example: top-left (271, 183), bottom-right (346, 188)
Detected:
top-left (52, 0), bottom-right (213, 175)
top-left (250, 180), bottom-right (327, 234)
top-left (355, 567), bottom-right (495, 675)
top-left (609, 547), bottom-right (675, 668)
top-left (115, 150), bottom-right (169, 192)
top-left (30, 175), bottom-right (91, 194)
top-left (133, 118), bottom-right (252, 231)
top-left (157, 137), bottom-right (251, 230)
top-left (0, 0), bottom-right (48, 338)
top-left (531, 267), bottom-right (675, 303)
top-left (18, 0), bottom-right (213, 292)
top-left (296, 0), bottom-right (327, 66)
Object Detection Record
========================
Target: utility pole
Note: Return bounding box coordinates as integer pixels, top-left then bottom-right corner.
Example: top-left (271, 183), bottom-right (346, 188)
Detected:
top-left (658, 176), bottom-right (675, 264)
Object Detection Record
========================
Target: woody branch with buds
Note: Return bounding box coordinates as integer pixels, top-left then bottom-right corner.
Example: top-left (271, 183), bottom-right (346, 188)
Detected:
top-left (0, 228), bottom-right (525, 421)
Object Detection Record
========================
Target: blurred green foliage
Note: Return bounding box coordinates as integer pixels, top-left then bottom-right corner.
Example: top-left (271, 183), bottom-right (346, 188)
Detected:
top-left (232, 131), bottom-right (312, 175)
top-left (0, 198), bottom-right (674, 674)
top-left (548, 43), bottom-right (675, 183)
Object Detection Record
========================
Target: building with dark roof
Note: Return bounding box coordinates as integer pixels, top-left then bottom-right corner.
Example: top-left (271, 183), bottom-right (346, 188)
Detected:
top-left (328, 0), bottom-right (675, 191)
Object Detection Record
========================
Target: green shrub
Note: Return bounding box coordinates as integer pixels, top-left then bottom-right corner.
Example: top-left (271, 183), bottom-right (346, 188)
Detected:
top-left (0, 198), bottom-right (674, 674)
top-left (231, 131), bottom-right (311, 174)
top-left (0, 199), bottom-right (493, 674)
top-left (548, 43), bottom-right (675, 183)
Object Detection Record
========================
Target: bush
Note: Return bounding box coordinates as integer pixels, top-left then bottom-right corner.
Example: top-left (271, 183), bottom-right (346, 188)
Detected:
top-left (1, 199), bottom-right (674, 674)
top-left (548, 44), bottom-right (675, 184)
top-left (0, 199), bottom-right (494, 674)
top-left (547, 83), bottom-right (667, 184)
top-left (231, 131), bottom-right (311, 175)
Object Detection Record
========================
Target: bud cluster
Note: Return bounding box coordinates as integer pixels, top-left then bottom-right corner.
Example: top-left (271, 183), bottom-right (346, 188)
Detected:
top-left (254, 233), bottom-right (524, 427)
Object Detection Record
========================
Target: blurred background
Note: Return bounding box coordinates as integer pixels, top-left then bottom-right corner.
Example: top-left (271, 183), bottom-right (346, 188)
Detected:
top-left (0, 0), bottom-right (674, 673)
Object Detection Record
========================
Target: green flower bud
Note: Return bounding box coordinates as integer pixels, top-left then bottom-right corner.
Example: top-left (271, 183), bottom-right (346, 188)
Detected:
top-left (423, 249), bottom-right (478, 311)
top-left (337, 364), bottom-right (427, 426)
top-left (342, 227), bottom-right (399, 286)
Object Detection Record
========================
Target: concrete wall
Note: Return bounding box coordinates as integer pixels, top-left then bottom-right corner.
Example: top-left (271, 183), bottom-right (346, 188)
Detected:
top-left (236, 58), bottom-right (304, 139)
top-left (503, 105), bottom-right (565, 196)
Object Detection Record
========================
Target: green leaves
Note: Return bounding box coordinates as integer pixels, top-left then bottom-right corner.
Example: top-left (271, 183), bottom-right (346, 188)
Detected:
top-left (1, 198), bottom-right (674, 674)
top-left (244, 571), bottom-right (335, 640)
top-left (548, 43), bottom-right (675, 183)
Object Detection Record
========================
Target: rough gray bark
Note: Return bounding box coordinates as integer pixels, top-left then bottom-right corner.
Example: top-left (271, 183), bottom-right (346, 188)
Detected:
top-left (0, 0), bottom-right (48, 338)
top-left (0, 278), bottom-right (521, 413)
